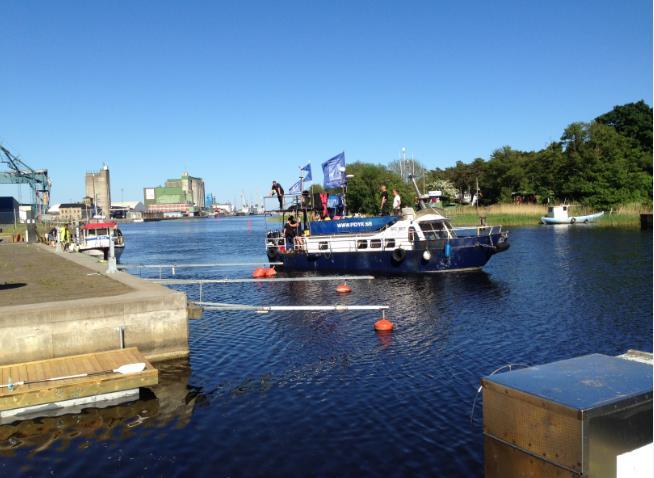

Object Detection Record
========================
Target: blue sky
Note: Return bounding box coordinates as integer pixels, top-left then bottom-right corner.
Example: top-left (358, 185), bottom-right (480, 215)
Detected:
top-left (1, 0), bottom-right (651, 206)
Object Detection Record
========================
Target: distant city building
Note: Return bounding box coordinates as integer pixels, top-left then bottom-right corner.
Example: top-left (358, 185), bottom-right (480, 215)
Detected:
top-left (0, 196), bottom-right (19, 224)
top-left (18, 204), bottom-right (33, 223)
top-left (85, 164), bottom-right (111, 217)
top-left (59, 203), bottom-right (93, 222)
top-left (111, 201), bottom-right (146, 220)
top-left (144, 172), bottom-right (205, 215)
top-left (213, 203), bottom-right (233, 214)
top-left (206, 193), bottom-right (215, 207)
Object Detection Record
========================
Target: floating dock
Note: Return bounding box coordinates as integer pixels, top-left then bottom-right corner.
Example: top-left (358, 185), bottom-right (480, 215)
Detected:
top-left (0, 347), bottom-right (157, 423)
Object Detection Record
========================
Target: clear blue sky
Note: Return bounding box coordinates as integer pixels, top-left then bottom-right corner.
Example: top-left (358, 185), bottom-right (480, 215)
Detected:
top-left (1, 0), bottom-right (651, 207)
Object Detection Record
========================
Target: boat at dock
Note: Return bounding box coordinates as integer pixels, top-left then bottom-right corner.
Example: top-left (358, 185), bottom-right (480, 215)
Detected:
top-left (265, 207), bottom-right (510, 274)
top-left (541, 205), bottom-right (604, 225)
top-left (77, 221), bottom-right (125, 260)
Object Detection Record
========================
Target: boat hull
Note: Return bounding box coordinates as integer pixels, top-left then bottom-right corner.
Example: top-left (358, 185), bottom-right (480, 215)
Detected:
top-left (271, 234), bottom-right (509, 274)
top-left (541, 211), bottom-right (604, 225)
top-left (80, 245), bottom-right (124, 261)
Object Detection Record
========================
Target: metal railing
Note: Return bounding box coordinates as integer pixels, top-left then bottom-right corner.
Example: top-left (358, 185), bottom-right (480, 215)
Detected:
top-left (119, 261), bottom-right (284, 278)
top-left (150, 274), bottom-right (375, 301)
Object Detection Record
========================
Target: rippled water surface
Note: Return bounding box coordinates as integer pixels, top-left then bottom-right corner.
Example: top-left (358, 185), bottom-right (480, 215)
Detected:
top-left (1, 217), bottom-right (651, 477)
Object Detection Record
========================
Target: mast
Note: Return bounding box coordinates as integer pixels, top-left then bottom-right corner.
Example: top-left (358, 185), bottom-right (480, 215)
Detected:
top-left (409, 174), bottom-right (426, 210)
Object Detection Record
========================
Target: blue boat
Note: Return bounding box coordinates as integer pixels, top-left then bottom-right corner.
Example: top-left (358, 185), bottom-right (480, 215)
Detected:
top-left (266, 207), bottom-right (509, 274)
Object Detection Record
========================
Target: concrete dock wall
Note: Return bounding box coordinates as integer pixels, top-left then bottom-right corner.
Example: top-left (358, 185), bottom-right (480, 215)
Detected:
top-left (0, 245), bottom-right (189, 365)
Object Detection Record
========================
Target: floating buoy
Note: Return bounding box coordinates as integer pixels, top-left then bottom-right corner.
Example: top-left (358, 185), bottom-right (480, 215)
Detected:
top-left (252, 267), bottom-right (267, 278)
top-left (374, 318), bottom-right (394, 332)
top-left (265, 267), bottom-right (277, 277)
top-left (335, 283), bottom-right (352, 294)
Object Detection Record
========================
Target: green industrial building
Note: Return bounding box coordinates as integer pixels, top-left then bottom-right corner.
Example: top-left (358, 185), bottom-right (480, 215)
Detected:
top-left (143, 172), bottom-right (206, 216)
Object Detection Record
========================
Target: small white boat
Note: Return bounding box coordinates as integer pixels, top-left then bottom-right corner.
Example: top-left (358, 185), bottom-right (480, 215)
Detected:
top-left (541, 205), bottom-right (604, 225)
top-left (77, 221), bottom-right (125, 260)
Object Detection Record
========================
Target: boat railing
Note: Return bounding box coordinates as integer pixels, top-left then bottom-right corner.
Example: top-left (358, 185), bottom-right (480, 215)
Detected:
top-left (452, 225), bottom-right (502, 237)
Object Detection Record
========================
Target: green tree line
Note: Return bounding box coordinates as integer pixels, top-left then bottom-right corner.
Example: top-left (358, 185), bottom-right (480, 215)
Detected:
top-left (427, 100), bottom-right (652, 208)
top-left (337, 101), bottom-right (651, 214)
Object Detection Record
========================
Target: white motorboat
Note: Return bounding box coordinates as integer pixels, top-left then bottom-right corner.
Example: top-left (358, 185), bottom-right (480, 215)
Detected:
top-left (77, 221), bottom-right (125, 260)
top-left (541, 205), bottom-right (604, 225)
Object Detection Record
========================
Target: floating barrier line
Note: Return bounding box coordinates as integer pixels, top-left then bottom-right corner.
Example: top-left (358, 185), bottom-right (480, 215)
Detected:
top-left (195, 302), bottom-right (389, 313)
top-left (119, 262), bottom-right (284, 269)
top-left (151, 275), bottom-right (375, 285)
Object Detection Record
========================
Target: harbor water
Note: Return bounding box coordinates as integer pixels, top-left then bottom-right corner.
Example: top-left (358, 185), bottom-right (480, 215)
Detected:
top-left (1, 217), bottom-right (651, 476)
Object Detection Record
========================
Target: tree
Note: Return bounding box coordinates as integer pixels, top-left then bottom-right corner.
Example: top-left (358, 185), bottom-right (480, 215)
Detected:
top-left (425, 179), bottom-right (458, 201)
top-left (344, 162), bottom-right (415, 214)
top-left (595, 100), bottom-right (652, 154)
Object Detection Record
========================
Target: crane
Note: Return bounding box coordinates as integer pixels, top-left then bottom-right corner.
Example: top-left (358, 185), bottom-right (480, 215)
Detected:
top-left (0, 145), bottom-right (51, 220)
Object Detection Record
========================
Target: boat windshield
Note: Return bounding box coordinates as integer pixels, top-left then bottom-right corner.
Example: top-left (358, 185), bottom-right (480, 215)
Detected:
top-left (87, 228), bottom-right (109, 237)
top-left (419, 220), bottom-right (451, 240)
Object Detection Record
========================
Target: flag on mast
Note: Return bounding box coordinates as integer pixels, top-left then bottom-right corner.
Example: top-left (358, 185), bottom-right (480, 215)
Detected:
top-left (288, 179), bottom-right (302, 194)
top-left (301, 163), bottom-right (312, 182)
top-left (322, 153), bottom-right (345, 189)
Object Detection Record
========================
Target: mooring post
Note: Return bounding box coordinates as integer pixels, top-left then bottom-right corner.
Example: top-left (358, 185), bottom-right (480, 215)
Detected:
top-left (106, 228), bottom-right (118, 274)
top-left (117, 325), bottom-right (125, 349)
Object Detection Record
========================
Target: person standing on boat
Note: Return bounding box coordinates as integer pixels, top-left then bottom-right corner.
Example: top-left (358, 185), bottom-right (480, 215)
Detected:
top-left (284, 215), bottom-right (299, 249)
top-left (271, 181), bottom-right (285, 210)
top-left (379, 184), bottom-right (389, 216)
top-left (392, 188), bottom-right (401, 215)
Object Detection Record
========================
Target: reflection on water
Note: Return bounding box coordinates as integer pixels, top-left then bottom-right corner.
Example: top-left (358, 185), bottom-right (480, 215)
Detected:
top-left (0, 218), bottom-right (650, 477)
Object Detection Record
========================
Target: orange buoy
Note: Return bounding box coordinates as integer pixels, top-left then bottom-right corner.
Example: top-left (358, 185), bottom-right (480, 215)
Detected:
top-left (335, 283), bottom-right (352, 294)
top-left (252, 267), bottom-right (267, 278)
top-left (265, 267), bottom-right (277, 277)
top-left (374, 318), bottom-right (394, 332)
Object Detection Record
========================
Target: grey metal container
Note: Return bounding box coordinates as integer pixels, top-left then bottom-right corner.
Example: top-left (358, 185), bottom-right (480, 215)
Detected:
top-left (482, 353), bottom-right (652, 477)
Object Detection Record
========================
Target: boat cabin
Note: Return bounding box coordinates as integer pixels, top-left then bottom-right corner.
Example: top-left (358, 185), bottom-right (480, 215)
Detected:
top-left (545, 205), bottom-right (571, 220)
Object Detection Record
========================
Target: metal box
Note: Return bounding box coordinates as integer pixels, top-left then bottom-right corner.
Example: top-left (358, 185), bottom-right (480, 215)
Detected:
top-left (482, 353), bottom-right (652, 477)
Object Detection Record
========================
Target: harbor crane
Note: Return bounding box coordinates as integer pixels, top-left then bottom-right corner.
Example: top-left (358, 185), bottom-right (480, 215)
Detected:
top-left (0, 145), bottom-right (51, 220)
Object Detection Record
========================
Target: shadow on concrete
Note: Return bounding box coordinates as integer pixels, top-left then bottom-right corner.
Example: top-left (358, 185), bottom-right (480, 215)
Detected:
top-left (0, 283), bottom-right (26, 291)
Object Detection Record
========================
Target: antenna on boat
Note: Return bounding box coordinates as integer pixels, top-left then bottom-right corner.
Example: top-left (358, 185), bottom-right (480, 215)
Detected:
top-left (408, 174), bottom-right (426, 210)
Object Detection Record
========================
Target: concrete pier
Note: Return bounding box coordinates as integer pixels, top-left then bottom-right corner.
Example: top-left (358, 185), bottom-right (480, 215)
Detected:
top-left (0, 244), bottom-right (189, 365)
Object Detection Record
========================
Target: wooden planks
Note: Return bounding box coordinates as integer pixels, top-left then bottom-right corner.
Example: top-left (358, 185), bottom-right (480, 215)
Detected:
top-left (0, 347), bottom-right (157, 412)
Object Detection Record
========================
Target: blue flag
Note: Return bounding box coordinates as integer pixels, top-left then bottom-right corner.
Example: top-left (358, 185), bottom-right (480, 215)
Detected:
top-left (301, 163), bottom-right (312, 182)
top-left (288, 179), bottom-right (302, 194)
top-left (322, 152), bottom-right (345, 189)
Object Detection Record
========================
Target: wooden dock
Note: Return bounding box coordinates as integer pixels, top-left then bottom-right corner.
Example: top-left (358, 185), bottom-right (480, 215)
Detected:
top-left (0, 347), bottom-right (157, 421)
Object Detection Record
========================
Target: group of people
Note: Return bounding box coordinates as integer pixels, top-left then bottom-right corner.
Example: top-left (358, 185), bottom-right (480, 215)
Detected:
top-left (379, 185), bottom-right (402, 216)
top-left (274, 180), bottom-right (404, 250)
top-left (48, 224), bottom-right (73, 251)
top-left (273, 180), bottom-right (402, 217)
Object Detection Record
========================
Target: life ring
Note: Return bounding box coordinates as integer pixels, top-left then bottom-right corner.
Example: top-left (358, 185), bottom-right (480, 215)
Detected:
top-left (570, 217), bottom-right (577, 224)
top-left (583, 219), bottom-right (589, 224)
top-left (391, 248), bottom-right (406, 263)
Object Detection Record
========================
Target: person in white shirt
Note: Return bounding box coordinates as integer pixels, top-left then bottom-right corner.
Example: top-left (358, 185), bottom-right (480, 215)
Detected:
top-left (392, 189), bottom-right (401, 215)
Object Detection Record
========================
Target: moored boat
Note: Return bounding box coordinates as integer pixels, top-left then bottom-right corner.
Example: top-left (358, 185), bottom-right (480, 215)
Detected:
top-left (77, 221), bottom-right (125, 260)
top-left (541, 205), bottom-right (604, 225)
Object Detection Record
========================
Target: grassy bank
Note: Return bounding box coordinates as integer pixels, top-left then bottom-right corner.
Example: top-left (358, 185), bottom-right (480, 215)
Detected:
top-left (0, 223), bottom-right (50, 242)
top-left (445, 203), bottom-right (646, 227)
